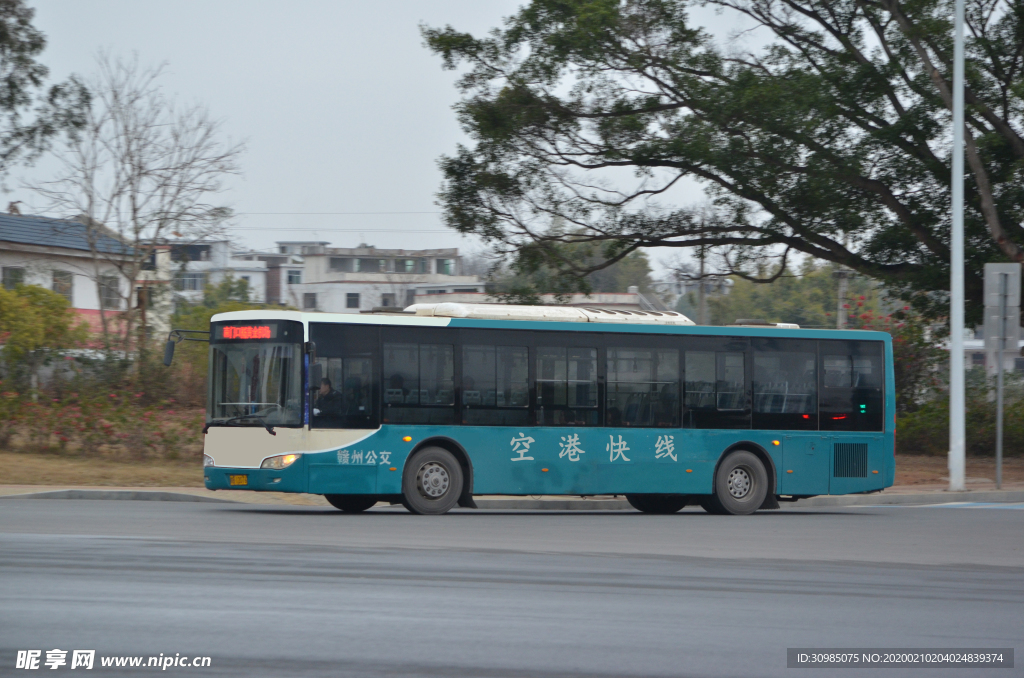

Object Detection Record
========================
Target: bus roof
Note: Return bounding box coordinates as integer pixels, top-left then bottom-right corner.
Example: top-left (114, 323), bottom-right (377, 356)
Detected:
top-left (210, 309), bottom-right (893, 343)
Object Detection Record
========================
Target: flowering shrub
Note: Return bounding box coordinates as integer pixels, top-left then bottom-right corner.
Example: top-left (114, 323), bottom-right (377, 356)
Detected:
top-left (0, 382), bottom-right (204, 461)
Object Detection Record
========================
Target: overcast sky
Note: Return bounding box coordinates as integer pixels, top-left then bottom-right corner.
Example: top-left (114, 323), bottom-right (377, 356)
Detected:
top-left (20, 1), bottom-right (758, 276)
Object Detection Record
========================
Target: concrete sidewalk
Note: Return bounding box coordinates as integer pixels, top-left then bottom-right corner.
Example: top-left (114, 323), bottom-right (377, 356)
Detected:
top-left (2, 483), bottom-right (1023, 509)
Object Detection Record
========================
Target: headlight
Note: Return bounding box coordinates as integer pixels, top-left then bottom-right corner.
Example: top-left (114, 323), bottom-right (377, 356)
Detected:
top-left (203, 454), bottom-right (216, 467)
top-left (261, 453), bottom-right (301, 470)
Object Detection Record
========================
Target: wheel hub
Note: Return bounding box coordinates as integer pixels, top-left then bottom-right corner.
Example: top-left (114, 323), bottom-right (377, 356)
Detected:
top-left (727, 467), bottom-right (752, 499)
top-left (417, 462), bottom-right (450, 499)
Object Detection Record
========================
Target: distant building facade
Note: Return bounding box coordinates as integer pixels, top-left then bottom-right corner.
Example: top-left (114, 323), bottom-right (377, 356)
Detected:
top-left (272, 242), bottom-right (482, 313)
top-left (168, 239), bottom-right (268, 306)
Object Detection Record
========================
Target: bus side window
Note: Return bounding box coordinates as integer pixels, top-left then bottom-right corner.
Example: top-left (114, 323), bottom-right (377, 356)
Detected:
top-left (819, 340), bottom-right (884, 432)
top-left (752, 338), bottom-right (817, 430)
top-left (606, 347), bottom-right (679, 428)
top-left (684, 349), bottom-right (749, 429)
top-left (309, 323), bottom-right (379, 429)
top-left (383, 343), bottom-right (455, 425)
top-left (462, 344), bottom-right (529, 426)
top-left (536, 346), bottom-right (598, 426)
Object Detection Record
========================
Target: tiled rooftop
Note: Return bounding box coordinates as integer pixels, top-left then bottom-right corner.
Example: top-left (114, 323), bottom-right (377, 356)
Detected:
top-left (0, 213), bottom-right (130, 255)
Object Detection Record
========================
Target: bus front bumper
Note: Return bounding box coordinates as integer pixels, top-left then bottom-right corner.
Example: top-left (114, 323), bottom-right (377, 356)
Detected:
top-left (204, 458), bottom-right (308, 493)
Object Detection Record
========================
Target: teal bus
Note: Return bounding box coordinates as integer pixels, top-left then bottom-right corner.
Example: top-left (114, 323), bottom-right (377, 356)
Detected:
top-left (179, 303), bottom-right (895, 515)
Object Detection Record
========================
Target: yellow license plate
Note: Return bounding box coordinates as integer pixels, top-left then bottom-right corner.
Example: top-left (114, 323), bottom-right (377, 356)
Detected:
top-left (229, 474), bottom-right (248, 486)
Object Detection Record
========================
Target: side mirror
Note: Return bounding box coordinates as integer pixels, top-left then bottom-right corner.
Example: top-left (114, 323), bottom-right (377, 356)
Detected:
top-left (163, 339), bottom-right (176, 367)
top-left (309, 361), bottom-right (323, 389)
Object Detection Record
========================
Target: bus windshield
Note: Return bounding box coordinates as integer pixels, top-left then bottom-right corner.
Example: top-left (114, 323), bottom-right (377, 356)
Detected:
top-left (208, 336), bottom-right (303, 427)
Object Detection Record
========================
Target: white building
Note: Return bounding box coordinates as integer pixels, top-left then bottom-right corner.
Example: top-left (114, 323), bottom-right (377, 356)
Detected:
top-left (0, 213), bottom-right (134, 336)
top-left (168, 240), bottom-right (268, 306)
top-left (412, 286), bottom-right (671, 311)
top-left (273, 242), bottom-right (483, 313)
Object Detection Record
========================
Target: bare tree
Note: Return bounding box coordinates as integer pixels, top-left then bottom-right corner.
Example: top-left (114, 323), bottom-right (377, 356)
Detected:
top-left (31, 54), bottom-right (244, 352)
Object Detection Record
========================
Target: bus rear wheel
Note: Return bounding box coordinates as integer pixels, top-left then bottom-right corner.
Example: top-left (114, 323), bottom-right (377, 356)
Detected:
top-left (703, 450), bottom-right (768, 515)
top-left (401, 446), bottom-right (464, 515)
top-left (324, 494), bottom-right (379, 513)
top-left (626, 494), bottom-right (689, 514)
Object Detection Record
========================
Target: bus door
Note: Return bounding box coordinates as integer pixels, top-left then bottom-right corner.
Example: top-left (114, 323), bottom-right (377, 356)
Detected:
top-left (781, 434), bottom-right (830, 496)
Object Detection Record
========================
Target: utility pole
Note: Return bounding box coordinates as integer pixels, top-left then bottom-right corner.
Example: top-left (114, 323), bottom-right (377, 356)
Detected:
top-left (949, 0), bottom-right (966, 492)
top-left (996, 273), bottom-right (1006, 489)
top-left (697, 245), bottom-right (707, 326)
top-left (836, 269), bottom-right (849, 329)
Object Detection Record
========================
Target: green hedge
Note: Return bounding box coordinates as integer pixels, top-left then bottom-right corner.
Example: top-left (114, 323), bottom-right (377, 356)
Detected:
top-left (897, 376), bottom-right (1024, 456)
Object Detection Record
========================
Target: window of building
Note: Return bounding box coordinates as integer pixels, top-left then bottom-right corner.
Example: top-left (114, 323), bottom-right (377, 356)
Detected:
top-left (2, 266), bottom-right (25, 290)
top-left (405, 289), bottom-right (416, 306)
top-left (52, 270), bottom-right (74, 304)
top-left (462, 345), bottom-right (529, 425)
top-left (346, 293), bottom-right (360, 309)
top-left (383, 343), bottom-right (455, 424)
top-left (536, 346), bottom-right (598, 426)
top-left (173, 272), bottom-right (207, 291)
top-left (330, 258), bottom-right (354, 272)
top-left (381, 293), bottom-right (396, 307)
top-left (240, 275), bottom-right (250, 283)
top-left (426, 289), bottom-right (446, 295)
top-left (356, 259), bottom-right (383, 273)
top-left (98, 275), bottom-right (121, 309)
top-left (287, 270), bottom-right (301, 285)
top-left (971, 352), bottom-right (985, 368)
top-left (303, 293), bottom-right (317, 310)
top-left (418, 259), bottom-right (429, 274)
top-left (453, 288), bottom-right (478, 293)
top-left (435, 259), bottom-right (455, 275)
top-left (606, 348), bottom-right (680, 427)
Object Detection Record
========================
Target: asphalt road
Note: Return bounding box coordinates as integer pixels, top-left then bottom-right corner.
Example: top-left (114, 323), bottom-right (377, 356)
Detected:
top-left (1, 500), bottom-right (1021, 678)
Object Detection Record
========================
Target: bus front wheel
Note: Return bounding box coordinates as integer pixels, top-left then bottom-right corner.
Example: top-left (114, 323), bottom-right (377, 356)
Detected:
top-left (626, 494), bottom-right (689, 514)
top-left (401, 446), bottom-right (464, 515)
top-left (324, 494), bottom-right (379, 513)
top-left (703, 450), bottom-right (768, 516)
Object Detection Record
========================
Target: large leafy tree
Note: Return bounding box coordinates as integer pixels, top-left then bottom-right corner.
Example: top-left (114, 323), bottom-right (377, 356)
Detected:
top-left (0, 0), bottom-right (88, 181)
top-left (424, 0), bottom-right (1024, 321)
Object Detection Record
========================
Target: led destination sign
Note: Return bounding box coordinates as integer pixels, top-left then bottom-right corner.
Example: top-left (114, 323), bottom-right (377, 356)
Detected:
top-left (218, 325), bottom-right (276, 340)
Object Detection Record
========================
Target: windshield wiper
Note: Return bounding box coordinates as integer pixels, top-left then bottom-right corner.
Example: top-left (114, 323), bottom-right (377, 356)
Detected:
top-left (203, 414), bottom-right (276, 436)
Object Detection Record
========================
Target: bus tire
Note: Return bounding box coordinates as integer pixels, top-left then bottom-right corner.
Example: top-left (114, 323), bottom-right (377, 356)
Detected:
top-left (324, 494), bottom-right (379, 513)
top-left (699, 497), bottom-right (726, 514)
top-left (711, 450), bottom-right (768, 515)
top-left (626, 494), bottom-right (688, 514)
top-left (401, 446), bottom-right (463, 515)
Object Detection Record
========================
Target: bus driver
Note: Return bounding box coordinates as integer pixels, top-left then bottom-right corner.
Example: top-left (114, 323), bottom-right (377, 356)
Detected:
top-left (313, 378), bottom-right (344, 417)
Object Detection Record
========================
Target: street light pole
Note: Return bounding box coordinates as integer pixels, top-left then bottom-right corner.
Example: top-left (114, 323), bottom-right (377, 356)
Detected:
top-left (949, 0), bottom-right (966, 492)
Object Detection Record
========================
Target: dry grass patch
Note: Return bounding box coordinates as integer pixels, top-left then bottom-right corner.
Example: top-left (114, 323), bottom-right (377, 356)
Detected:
top-left (895, 454), bottom-right (1024, 486)
top-left (0, 451), bottom-right (203, 487)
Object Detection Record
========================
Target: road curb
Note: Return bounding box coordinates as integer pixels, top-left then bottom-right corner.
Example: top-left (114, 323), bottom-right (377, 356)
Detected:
top-left (788, 489), bottom-right (1024, 508)
top-left (2, 488), bottom-right (1022, 509)
top-left (0, 489), bottom-right (236, 503)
